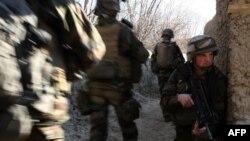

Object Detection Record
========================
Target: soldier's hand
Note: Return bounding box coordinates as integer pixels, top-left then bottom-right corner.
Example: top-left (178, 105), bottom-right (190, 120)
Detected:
top-left (192, 120), bottom-right (206, 137)
top-left (177, 94), bottom-right (194, 108)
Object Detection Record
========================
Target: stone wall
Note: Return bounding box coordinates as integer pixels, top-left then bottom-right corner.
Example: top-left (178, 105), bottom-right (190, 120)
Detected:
top-left (204, 0), bottom-right (250, 124)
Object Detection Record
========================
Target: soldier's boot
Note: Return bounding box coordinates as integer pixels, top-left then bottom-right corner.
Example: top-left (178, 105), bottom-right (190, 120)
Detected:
top-left (120, 121), bottom-right (138, 141)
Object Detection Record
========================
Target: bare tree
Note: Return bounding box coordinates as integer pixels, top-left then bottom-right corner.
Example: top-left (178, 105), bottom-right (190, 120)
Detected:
top-left (76, 0), bottom-right (96, 21)
top-left (119, 0), bottom-right (200, 52)
top-left (78, 0), bottom-right (200, 51)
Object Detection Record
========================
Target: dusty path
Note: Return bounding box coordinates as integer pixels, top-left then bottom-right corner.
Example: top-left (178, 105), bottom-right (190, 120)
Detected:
top-left (136, 95), bottom-right (175, 141)
top-left (64, 94), bottom-right (175, 141)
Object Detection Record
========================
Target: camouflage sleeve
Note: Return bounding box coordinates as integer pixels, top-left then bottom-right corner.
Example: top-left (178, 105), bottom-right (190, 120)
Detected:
top-left (161, 63), bottom-right (191, 112)
top-left (119, 25), bottom-right (148, 63)
top-left (160, 69), bottom-right (182, 112)
top-left (118, 25), bottom-right (134, 55)
top-left (150, 45), bottom-right (158, 74)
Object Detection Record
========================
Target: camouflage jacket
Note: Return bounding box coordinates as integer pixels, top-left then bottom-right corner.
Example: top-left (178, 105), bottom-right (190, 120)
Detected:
top-left (161, 62), bottom-right (227, 126)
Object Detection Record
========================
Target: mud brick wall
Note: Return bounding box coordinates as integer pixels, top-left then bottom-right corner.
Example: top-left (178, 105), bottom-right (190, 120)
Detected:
top-left (205, 0), bottom-right (250, 124)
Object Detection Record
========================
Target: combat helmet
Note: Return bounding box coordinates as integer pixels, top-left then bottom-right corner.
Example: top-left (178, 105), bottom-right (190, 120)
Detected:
top-left (187, 35), bottom-right (218, 61)
top-left (94, 0), bottom-right (121, 16)
top-left (161, 28), bottom-right (174, 38)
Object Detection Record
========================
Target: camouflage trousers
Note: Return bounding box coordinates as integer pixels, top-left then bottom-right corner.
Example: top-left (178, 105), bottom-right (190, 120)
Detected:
top-left (158, 72), bottom-right (172, 122)
top-left (26, 125), bottom-right (64, 141)
top-left (157, 71), bottom-right (172, 94)
top-left (89, 88), bottom-right (138, 141)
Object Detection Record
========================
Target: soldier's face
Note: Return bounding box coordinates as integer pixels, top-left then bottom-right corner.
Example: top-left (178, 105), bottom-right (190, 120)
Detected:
top-left (194, 52), bottom-right (214, 68)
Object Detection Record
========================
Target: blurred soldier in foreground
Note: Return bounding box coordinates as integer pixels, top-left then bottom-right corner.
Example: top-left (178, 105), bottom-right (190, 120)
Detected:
top-left (84, 0), bottom-right (149, 140)
top-left (151, 28), bottom-right (185, 122)
top-left (1, 0), bottom-right (105, 141)
top-left (25, 0), bottom-right (105, 141)
top-left (0, 1), bottom-right (34, 140)
top-left (161, 35), bottom-right (227, 141)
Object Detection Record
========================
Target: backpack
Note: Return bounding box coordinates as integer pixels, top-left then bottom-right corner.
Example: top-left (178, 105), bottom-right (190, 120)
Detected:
top-left (156, 41), bottom-right (177, 69)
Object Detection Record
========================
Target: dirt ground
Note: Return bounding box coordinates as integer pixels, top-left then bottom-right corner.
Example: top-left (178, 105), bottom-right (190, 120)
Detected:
top-left (64, 93), bottom-right (175, 141)
top-left (136, 96), bottom-right (175, 141)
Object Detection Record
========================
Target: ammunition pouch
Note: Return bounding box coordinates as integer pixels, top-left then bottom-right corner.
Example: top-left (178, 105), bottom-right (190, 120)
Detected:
top-left (121, 98), bottom-right (141, 122)
top-left (87, 60), bottom-right (119, 81)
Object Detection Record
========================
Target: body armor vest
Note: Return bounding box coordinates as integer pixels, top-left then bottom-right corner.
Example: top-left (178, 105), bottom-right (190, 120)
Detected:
top-left (156, 42), bottom-right (176, 69)
top-left (96, 23), bottom-right (132, 80)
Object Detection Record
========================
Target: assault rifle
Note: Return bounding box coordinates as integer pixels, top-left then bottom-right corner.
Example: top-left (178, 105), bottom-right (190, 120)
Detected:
top-left (187, 63), bottom-right (220, 140)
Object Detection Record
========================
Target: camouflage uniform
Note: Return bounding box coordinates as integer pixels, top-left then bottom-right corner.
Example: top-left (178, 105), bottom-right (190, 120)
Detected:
top-left (151, 29), bottom-right (184, 121)
top-left (161, 35), bottom-right (227, 141)
top-left (24, 0), bottom-right (105, 141)
top-left (87, 1), bottom-right (148, 141)
top-left (0, 1), bottom-right (38, 140)
top-left (0, 0), bottom-right (104, 140)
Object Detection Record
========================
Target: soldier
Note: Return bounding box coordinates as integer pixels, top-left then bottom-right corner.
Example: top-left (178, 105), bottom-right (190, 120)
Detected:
top-left (19, 0), bottom-right (105, 141)
top-left (85, 0), bottom-right (148, 141)
top-left (151, 28), bottom-right (185, 122)
top-left (161, 35), bottom-right (227, 141)
top-left (0, 1), bottom-right (46, 141)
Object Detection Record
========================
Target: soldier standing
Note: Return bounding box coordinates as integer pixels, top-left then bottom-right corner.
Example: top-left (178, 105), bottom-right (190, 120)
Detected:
top-left (86, 0), bottom-right (148, 141)
top-left (161, 35), bottom-right (227, 141)
top-left (151, 28), bottom-right (185, 122)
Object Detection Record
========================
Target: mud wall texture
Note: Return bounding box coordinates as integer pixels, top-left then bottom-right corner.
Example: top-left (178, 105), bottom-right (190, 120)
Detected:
top-left (204, 0), bottom-right (229, 74)
top-left (205, 0), bottom-right (250, 124)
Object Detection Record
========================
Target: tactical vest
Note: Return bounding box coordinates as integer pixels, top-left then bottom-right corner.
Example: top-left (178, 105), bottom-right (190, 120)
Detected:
top-left (156, 42), bottom-right (176, 69)
top-left (96, 23), bottom-right (132, 80)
